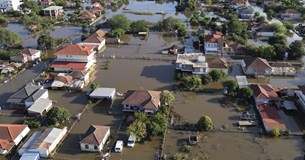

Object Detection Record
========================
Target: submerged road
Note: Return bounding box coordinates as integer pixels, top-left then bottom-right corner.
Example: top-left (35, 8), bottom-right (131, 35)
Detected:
top-left (0, 62), bottom-right (46, 107)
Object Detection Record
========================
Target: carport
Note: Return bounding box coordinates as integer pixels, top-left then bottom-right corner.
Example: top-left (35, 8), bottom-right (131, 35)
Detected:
top-left (89, 88), bottom-right (116, 100)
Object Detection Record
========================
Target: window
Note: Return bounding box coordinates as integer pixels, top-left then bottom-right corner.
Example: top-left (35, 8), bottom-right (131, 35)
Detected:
top-left (85, 144), bottom-right (89, 149)
top-left (94, 145), bottom-right (98, 150)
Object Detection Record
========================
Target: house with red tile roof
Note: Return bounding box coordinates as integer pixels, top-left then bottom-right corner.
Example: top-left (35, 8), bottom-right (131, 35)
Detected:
top-left (204, 31), bottom-right (223, 55)
top-left (51, 44), bottom-right (96, 72)
top-left (79, 29), bottom-right (106, 50)
top-left (241, 57), bottom-right (272, 76)
top-left (0, 124), bottom-right (30, 155)
top-left (79, 125), bottom-right (110, 152)
top-left (122, 90), bottom-right (161, 115)
top-left (10, 48), bottom-right (41, 63)
top-left (257, 104), bottom-right (286, 132)
top-left (250, 84), bottom-right (280, 105)
top-left (78, 10), bottom-right (96, 22)
top-left (90, 6), bottom-right (104, 17)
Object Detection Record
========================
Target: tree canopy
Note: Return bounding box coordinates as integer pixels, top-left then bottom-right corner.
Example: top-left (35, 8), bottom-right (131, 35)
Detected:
top-left (107, 14), bottom-right (131, 31)
top-left (227, 14), bottom-right (247, 33)
top-left (0, 16), bottom-right (8, 26)
top-left (161, 90), bottom-right (175, 106)
top-left (183, 75), bottom-right (202, 91)
top-left (147, 113), bottom-right (167, 136)
top-left (238, 87), bottom-right (253, 100)
top-left (224, 80), bottom-right (238, 95)
top-left (45, 106), bottom-right (71, 126)
top-left (21, 1), bottom-right (42, 14)
top-left (130, 20), bottom-right (149, 33)
top-left (197, 115), bottom-right (213, 131)
top-left (209, 69), bottom-right (227, 82)
top-left (37, 34), bottom-right (55, 49)
top-left (128, 120), bottom-right (147, 142)
top-left (288, 40), bottom-right (305, 60)
top-left (268, 23), bottom-right (286, 34)
top-left (0, 28), bottom-right (22, 48)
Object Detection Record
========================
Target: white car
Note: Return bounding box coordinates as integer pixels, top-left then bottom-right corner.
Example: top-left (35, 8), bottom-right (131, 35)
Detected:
top-left (114, 140), bottom-right (124, 152)
top-left (127, 134), bottom-right (136, 147)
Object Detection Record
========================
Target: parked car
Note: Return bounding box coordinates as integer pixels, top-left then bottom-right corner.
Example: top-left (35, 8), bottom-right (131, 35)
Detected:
top-left (114, 140), bottom-right (124, 152)
top-left (240, 112), bottom-right (256, 120)
top-left (127, 134), bottom-right (136, 147)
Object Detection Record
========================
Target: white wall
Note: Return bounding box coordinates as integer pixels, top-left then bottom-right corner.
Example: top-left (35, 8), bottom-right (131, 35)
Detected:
top-left (0, 0), bottom-right (22, 11)
top-left (28, 51), bottom-right (41, 61)
top-left (0, 149), bottom-right (7, 155)
top-left (14, 127), bottom-right (30, 145)
top-left (79, 39), bottom-right (105, 50)
top-left (80, 129), bottom-right (110, 152)
top-left (56, 54), bottom-right (91, 62)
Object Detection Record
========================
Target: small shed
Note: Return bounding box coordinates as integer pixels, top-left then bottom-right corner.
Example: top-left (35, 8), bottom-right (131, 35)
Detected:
top-left (89, 88), bottom-right (116, 100)
top-left (236, 76), bottom-right (249, 88)
top-left (27, 99), bottom-right (53, 116)
top-left (19, 152), bottom-right (40, 160)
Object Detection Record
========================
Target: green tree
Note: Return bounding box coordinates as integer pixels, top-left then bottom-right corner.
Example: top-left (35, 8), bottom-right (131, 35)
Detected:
top-left (273, 43), bottom-right (286, 60)
top-left (256, 16), bottom-right (266, 24)
top-left (283, 21), bottom-right (295, 30)
top-left (254, 12), bottom-right (260, 17)
top-left (0, 28), bottom-right (22, 48)
top-left (109, 28), bottom-right (125, 37)
top-left (288, 40), bottom-right (305, 60)
top-left (0, 16), bottom-right (8, 26)
top-left (197, 115), bottom-right (213, 131)
top-left (269, 23), bottom-right (286, 34)
top-left (147, 113), bottom-right (167, 136)
top-left (271, 127), bottom-right (281, 137)
top-left (107, 14), bottom-right (131, 31)
top-left (21, 1), bottom-right (42, 14)
top-left (54, 0), bottom-right (67, 6)
top-left (209, 69), bottom-right (226, 82)
top-left (238, 87), bottom-right (253, 100)
top-left (227, 14), bottom-right (247, 33)
top-left (161, 90), bottom-right (175, 106)
top-left (202, 74), bottom-right (212, 84)
top-left (37, 34), bottom-right (55, 49)
top-left (177, 23), bottom-right (187, 37)
top-left (257, 45), bottom-right (276, 59)
top-left (23, 120), bottom-right (41, 128)
top-left (224, 80), bottom-right (238, 95)
top-left (45, 106), bottom-right (71, 126)
top-left (268, 34), bottom-right (287, 46)
top-left (205, 0), bottom-right (212, 6)
top-left (128, 120), bottom-right (147, 142)
top-left (90, 82), bottom-right (100, 90)
top-left (183, 75), bottom-right (202, 91)
top-left (130, 20), bottom-right (148, 33)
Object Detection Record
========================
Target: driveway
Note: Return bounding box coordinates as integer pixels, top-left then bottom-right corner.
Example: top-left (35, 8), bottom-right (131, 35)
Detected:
top-left (0, 62), bottom-right (46, 107)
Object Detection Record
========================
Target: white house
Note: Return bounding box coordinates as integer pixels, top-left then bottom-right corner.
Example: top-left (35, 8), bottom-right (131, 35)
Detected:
top-left (80, 125), bottom-right (110, 152)
top-left (281, 9), bottom-right (302, 20)
top-left (236, 5), bottom-right (255, 19)
top-left (27, 98), bottom-right (53, 116)
top-left (256, 24), bottom-right (274, 37)
top-left (24, 89), bottom-right (49, 107)
top-left (0, 124), bottom-right (30, 155)
top-left (51, 44), bottom-right (96, 72)
top-left (241, 57), bottom-right (272, 76)
top-left (6, 84), bottom-right (43, 106)
top-left (0, 0), bottom-right (22, 11)
top-left (207, 57), bottom-right (229, 74)
top-left (42, 6), bottom-right (63, 17)
top-left (89, 87), bottom-right (116, 100)
top-left (10, 48), bottom-right (41, 63)
top-left (204, 31), bottom-right (223, 55)
top-left (235, 76), bottom-right (248, 88)
top-left (176, 53), bottom-right (208, 75)
top-left (122, 90), bottom-right (161, 115)
top-left (79, 30), bottom-right (106, 51)
top-left (18, 127), bottom-right (67, 158)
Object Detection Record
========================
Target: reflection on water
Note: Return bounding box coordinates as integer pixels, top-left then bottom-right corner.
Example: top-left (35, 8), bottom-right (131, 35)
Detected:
top-left (7, 23), bottom-right (29, 38)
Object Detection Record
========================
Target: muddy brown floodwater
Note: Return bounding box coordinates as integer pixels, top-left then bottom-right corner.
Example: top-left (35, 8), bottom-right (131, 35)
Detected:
top-left (163, 92), bottom-right (304, 160)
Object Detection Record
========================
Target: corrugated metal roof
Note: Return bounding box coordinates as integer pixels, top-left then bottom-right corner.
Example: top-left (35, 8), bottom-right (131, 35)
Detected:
top-left (27, 99), bottom-right (53, 115)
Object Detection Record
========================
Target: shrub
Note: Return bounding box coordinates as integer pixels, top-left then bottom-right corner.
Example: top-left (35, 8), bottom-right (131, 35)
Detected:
top-left (271, 127), bottom-right (281, 137)
top-left (23, 120), bottom-right (41, 128)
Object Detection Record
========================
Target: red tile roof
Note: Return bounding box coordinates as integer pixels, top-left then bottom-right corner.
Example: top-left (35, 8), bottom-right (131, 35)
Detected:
top-left (20, 48), bottom-right (40, 56)
top-left (51, 61), bottom-right (87, 70)
top-left (91, 6), bottom-right (104, 11)
top-left (55, 44), bottom-right (95, 56)
top-left (250, 84), bottom-right (280, 101)
top-left (244, 57), bottom-right (271, 74)
top-left (0, 124), bottom-right (28, 150)
top-left (80, 125), bottom-right (110, 145)
top-left (257, 104), bottom-right (286, 131)
top-left (204, 31), bottom-right (223, 43)
top-left (122, 90), bottom-right (161, 110)
top-left (83, 29), bottom-right (106, 43)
